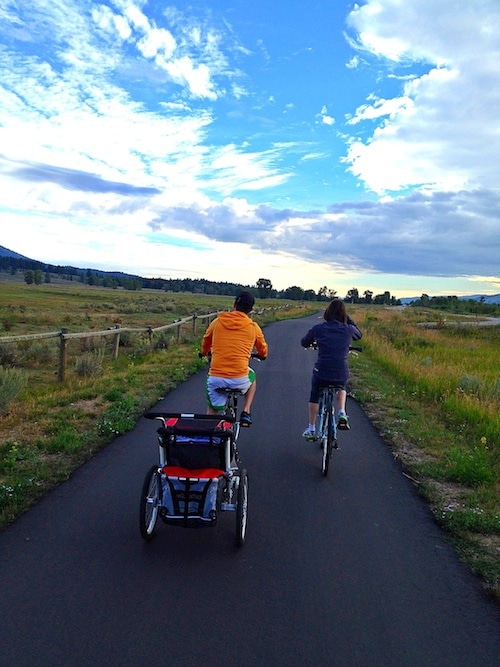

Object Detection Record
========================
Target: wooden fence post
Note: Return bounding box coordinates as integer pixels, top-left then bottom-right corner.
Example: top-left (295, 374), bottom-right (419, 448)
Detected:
top-left (192, 313), bottom-right (197, 335)
top-left (147, 326), bottom-right (153, 346)
top-left (58, 329), bottom-right (68, 382)
top-left (112, 324), bottom-right (121, 359)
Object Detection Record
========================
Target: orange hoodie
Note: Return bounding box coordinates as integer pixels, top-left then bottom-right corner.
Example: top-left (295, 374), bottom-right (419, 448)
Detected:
top-left (201, 310), bottom-right (268, 378)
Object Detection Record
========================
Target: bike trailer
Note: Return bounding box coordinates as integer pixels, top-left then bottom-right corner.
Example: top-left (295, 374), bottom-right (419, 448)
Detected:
top-left (160, 466), bottom-right (224, 527)
top-left (155, 416), bottom-right (234, 527)
top-left (156, 415), bottom-right (233, 469)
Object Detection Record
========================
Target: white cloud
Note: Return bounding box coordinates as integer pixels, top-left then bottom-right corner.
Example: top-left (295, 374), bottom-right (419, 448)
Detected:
top-left (0, 0), bottom-right (498, 297)
top-left (344, 0), bottom-right (500, 194)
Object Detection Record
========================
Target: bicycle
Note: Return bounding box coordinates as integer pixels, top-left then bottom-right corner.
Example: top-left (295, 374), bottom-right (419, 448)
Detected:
top-left (308, 345), bottom-right (362, 476)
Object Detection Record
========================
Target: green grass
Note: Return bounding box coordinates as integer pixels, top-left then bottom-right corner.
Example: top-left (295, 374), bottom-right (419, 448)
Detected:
top-left (1, 286), bottom-right (498, 600)
top-left (0, 281), bottom-right (315, 528)
top-left (348, 305), bottom-right (499, 599)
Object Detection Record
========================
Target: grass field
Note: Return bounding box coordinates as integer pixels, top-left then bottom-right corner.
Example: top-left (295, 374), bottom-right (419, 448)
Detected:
top-left (347, 306), bottom-right (499, 598)
top-left (1, 282), bottom-right (499, 598)
top-left (0, 281), bottom-right (315, 524)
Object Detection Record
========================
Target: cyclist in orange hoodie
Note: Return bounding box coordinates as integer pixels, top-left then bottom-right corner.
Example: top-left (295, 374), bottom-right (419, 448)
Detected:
top-left (201, 291), bottom-right (268, 426)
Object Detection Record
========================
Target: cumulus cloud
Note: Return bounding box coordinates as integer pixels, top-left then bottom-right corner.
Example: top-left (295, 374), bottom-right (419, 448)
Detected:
top-left (344, 0), bottom-right (500, 194)
top-left (0, 0), bottom-right (498, 294)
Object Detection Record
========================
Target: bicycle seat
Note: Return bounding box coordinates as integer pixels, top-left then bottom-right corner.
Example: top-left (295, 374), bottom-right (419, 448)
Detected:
top-left (216, 387), bottom-right (244, 395)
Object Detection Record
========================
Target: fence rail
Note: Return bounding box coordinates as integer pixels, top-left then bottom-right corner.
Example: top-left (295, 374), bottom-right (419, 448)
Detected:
top-left (0, 306), bottom-right (291, 382)
top-left (0, 312), bottom-right (217, 382)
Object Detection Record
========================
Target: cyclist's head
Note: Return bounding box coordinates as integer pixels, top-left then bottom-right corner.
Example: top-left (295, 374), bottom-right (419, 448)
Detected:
top-left (234, 290), bottom-right (255, 314)
top-left (323, 298), bottom-right (347, 323)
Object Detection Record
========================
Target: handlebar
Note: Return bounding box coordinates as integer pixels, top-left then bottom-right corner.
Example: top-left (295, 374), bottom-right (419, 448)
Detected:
top-left (198, 351), bottom-right (266, 361)
top-left (305, 344), bottom-right (363, 352)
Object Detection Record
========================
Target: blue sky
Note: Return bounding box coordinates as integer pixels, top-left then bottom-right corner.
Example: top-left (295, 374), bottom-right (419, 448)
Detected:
top-left (0, 0), bottom-right (499, 297)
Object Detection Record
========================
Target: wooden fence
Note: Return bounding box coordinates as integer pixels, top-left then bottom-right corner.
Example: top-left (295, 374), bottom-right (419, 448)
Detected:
top-left (0, 312), bottom-right (217, 382)
top-left (0, 306), bottom-right (292, 382)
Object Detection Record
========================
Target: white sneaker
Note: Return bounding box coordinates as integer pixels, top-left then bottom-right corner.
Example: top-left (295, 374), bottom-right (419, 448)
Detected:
top-left (302, 427), bottom-right (316, 441)
top-left (337, 413), bottom-right (350, 430)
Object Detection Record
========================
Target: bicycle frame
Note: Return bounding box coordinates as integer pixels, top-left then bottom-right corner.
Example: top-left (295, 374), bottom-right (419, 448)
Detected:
top-left (216, 387), bottom-right (244, 448)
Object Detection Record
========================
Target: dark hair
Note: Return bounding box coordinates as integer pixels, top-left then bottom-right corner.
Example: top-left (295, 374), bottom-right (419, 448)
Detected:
top-left (234, 290), bottom-right (255, 314)
top-left (323, 298), bottom-right (347, 323)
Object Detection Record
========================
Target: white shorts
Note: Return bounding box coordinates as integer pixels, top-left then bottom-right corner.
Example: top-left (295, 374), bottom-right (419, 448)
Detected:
top-left (206, 370), bottom-right (255, 411)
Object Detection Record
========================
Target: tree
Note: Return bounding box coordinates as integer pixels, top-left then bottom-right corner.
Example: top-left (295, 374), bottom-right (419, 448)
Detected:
top-left (256, 278), bottom-right (273, 299)
top-left (363, 290), bottom-right (373, 304)
top-left (24, 270), bottom-right (34, 285)
top-left (282, 285), bottom-right (304, 300)
top-left (345, 288), bottom-right (359, 303)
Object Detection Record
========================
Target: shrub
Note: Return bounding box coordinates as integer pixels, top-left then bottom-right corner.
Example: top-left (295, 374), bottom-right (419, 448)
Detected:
top-left (74, 351), bottom-right (104, 378)
top-left (0, 367), bottom-right (28, 415)
top-left (0, 343), bottom-right (18, 367)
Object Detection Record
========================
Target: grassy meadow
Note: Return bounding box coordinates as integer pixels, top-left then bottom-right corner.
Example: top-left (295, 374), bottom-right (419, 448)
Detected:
top-left (0, 281), bottom-right (499, 598)
top-left (0, 281), bottom-right (315, 523)
top-left (347, 305), bottom-right (499, 598)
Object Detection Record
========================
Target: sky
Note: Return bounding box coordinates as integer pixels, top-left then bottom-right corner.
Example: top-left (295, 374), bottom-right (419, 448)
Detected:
top-left (0, 0), bottom-right (499, 298)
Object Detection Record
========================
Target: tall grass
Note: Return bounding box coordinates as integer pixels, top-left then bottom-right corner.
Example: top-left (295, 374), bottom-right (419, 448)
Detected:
top-left (348, 306), bottom-right (499, 597)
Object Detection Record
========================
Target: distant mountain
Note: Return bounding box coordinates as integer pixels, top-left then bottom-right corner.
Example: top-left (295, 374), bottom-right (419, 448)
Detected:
top-left (0, 245), bottom-right (143, 282)
top-left (0, 245), bottom-right (31, 260)
top-left (462, 294), bottom-right (500, 305)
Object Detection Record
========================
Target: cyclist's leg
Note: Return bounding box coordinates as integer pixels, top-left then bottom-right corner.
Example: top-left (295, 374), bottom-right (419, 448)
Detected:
top-left (242, 379), bottom-right (256, 413)
top-left (240, 369), bottom-right (255, 425)
top-left (206, 376), bottom-right (229, 415)
top-left (308, 401), bottom-right (319, 425)
top-left (335, 388), bottom-right (347, 412)
top-left (303, 376), bottom-right (320, 439)
top-left (334, 384), bottom-right (350, 429)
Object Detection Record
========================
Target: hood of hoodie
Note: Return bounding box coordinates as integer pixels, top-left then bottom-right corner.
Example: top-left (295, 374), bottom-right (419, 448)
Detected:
top-left (217, 310), bottom-right (253, 330)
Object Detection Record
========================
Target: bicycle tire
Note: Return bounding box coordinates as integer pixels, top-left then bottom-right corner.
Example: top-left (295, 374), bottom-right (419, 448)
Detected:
top-left (321, 403), bottom-right (333, 476)
top-left (139, 464), bottom-right (161, 540)
top-left (235, 469), bottom-right (249, 547)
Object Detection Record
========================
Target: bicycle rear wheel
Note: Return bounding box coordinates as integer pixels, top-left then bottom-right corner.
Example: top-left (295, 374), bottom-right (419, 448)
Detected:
top-left (235, 469), bottom-right (249, 547)
top-left (139, 465), bottom-right (161, 540)
top-left (321, 404), bottom-right (334, 477)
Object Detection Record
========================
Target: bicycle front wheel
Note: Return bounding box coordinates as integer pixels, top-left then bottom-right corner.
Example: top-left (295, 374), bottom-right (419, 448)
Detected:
top-left (139, 465), bottom-right (161, 540)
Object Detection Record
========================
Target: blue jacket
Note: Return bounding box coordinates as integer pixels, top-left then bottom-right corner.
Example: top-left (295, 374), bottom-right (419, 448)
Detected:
top-left (301, 317), bottom-right (362, 383)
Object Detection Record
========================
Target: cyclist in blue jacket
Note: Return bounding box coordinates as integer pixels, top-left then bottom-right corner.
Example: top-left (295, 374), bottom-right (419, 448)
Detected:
top-left (301, 299), bottom-right (362, 440)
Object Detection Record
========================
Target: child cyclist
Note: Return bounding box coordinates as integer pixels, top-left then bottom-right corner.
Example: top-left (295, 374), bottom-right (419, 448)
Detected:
top-left (201, 291), bottom-right (268, 426)
top-left (301, 299), bottom-right (362, 440)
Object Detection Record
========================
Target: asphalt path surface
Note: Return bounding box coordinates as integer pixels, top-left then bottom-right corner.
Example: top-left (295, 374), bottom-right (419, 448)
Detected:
top-left (1, 314), bottom-right (499, 667)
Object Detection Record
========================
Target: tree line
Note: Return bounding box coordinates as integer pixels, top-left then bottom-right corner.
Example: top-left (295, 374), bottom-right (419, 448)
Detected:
top-left (410, 294), bottom-right (499, 316)
top-left (11, 256), bottom-right (496, 311)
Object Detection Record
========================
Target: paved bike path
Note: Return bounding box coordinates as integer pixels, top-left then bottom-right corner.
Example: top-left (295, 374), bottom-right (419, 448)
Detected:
top-left (1, 314), bottom-right (499, 666)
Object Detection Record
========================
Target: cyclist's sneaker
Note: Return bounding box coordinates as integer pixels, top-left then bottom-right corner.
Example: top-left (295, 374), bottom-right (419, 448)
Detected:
top-left (302, 426), bottom-right (316, 441)
top-left (337, 413), bottom-right (350, 430)
top-left (240, 411), bottom-right (252, 427)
